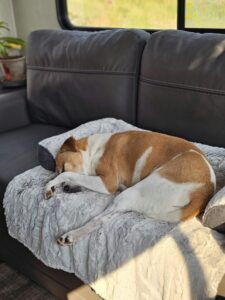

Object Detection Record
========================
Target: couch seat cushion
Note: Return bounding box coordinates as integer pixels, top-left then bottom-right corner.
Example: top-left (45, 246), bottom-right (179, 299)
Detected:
top-left (0, 124), bottom-right (66, 200)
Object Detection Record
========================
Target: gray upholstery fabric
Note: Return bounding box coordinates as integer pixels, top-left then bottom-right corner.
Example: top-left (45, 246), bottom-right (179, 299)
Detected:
top-left (138, 30), bottom-right (225, 148)
top-left (0, 88), bottom-right (31, 133)
top-left (26, 29), bottom-right (149, 127)
top-left (0, 124), bottom-right (66, 201)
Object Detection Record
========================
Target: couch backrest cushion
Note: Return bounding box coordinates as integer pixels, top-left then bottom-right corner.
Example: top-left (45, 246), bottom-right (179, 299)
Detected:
top-left (26, 29), bottom-right (149, 128)
top-left (137, 30), bottom-right (225, 147)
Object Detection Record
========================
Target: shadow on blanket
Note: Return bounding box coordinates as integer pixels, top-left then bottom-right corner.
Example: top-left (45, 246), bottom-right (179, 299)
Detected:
top-left (172, 228), bottom-right (208, 300)
top-left (85, 213), bottom-right (225, 300)
top-left (172, 227), bottom-right (225, 299)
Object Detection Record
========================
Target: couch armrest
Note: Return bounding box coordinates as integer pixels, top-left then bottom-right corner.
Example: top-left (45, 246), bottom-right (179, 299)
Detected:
top-left (0, 88), bottom-right (31, 133)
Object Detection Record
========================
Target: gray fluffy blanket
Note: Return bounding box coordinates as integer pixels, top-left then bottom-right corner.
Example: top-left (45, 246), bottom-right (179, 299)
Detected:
top-left (3, 118), bottom-right (225, 300)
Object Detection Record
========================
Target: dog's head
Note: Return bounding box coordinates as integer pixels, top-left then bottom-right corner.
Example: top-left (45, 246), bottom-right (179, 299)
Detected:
top-left (55, 136), bottom-right (87, 174)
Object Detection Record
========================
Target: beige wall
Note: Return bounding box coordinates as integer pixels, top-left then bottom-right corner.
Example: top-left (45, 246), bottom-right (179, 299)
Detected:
top-left (12, 0), bottom-right (60, 41)
top-left (0, 0), bottom-right (17, 36)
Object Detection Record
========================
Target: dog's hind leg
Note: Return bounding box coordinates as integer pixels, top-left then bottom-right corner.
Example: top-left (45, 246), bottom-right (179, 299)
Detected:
top-left (57, 209), bottom-right (120, 245)
top-left (57, 183), bottom-right (146, 246)
top-left (57, 184), bottom-right (144, 246)
top-left (57, 218), bottom-right (102, 245)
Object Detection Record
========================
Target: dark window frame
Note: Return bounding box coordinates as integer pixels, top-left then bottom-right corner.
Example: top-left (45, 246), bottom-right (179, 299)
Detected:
top-left (56, 0), bottom-right (225, 33)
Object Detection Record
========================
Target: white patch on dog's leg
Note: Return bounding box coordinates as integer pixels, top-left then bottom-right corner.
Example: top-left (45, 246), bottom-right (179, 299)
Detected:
top-left (72, 174), bottom-right (111, 194)
top-left (57, 209), bottom-right (119, 246)
top-left (57, 218), bottom-right (102, 245)
top-left (44, 171), bottom-right (110, 199)
top-left (47, 172), bottom-right (112, 194)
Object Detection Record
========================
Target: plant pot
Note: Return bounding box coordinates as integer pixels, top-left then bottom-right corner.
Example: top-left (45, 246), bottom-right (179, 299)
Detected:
top-left (0, 56), bottom-right (26, 87)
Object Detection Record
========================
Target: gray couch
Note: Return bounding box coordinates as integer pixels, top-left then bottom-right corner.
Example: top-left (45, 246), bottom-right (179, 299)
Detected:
top-left (1, 28), bottom-right (225, 299)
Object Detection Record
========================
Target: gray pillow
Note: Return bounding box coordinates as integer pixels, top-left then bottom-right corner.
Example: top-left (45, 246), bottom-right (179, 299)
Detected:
top-left (203, 187), bottom-right (225, 232)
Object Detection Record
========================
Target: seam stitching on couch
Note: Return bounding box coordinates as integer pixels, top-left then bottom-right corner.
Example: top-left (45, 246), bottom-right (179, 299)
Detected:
top-left (27, 66), bottom-right (136, 76)
top-left (140, 77), bottom-right (225, 96)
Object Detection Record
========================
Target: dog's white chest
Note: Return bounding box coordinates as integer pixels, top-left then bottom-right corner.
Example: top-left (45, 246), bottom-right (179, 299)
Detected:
top-left (83, 133), bottom-right (112, 175)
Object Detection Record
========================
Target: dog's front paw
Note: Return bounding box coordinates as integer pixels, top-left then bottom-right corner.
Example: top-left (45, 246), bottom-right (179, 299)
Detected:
top-left (57, 234), bottom-right (74, 246)
top-left (44, 184), bottom-right (55, 200)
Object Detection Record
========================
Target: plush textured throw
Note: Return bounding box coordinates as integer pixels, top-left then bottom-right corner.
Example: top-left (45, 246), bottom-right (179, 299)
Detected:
top-left (3, 118), bottom-right (225, 300)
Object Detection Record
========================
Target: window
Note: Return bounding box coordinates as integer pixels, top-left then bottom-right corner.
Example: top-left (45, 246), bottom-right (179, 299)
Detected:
top-left (66, 0), bottom-right (177, 29)
top-left (185, 0), bottom-right (225, 29)
top-left (56, 0), bottom-right (225, 33)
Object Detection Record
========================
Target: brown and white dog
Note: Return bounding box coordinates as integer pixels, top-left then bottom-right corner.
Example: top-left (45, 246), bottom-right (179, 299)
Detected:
top-left (44, 131), bottom-right (216, 245)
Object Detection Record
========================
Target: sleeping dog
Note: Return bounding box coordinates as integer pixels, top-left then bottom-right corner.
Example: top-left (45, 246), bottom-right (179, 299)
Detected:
top-left (44, 131), bottom-right (216, 245)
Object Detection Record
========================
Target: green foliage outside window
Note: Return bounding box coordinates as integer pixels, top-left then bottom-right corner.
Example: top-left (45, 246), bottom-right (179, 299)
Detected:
top-left (67, 0), bottom-right (225, 30)
top-left (186, 0), bottom-right (225, 28)
top-left (67, 0), bottom-right (177, 29)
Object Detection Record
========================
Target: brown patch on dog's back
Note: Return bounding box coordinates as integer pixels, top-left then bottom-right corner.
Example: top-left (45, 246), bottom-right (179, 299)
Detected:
top-left (140, 134), bottom-right (202, 180)
top-left (97, 131), bottom-right (154, 189)
top-left (159, 150), bottom-right (210, 184)
top-left (97, 131), bottom-right (205, 191)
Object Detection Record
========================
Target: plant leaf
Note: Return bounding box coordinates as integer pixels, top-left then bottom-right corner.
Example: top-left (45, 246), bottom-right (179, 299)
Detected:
top-left (0, 42), bottom-right (8, 57)
top-left (0, 36), bottom-right (25, 46)
top-left (0, 21), bottom-right (9, 31)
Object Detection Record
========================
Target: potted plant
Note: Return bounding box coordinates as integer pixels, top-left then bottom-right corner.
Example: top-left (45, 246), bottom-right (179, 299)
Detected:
top-left (0, 21), bottom-right (25, 87)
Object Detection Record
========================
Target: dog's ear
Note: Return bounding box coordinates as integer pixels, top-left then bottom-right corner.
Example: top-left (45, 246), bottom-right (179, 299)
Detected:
top-left (60, 136), bottom-right (77, 152)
